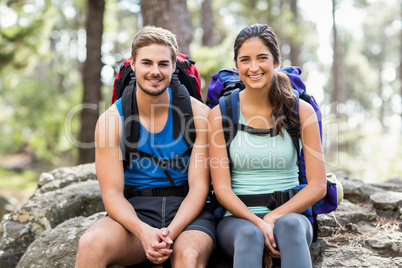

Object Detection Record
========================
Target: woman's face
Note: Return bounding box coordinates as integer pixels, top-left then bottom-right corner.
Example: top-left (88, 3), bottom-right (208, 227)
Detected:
top-left (236, 37), bottom-right (277, 92)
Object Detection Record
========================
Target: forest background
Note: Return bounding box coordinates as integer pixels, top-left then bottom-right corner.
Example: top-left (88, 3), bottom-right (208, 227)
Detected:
top-left (0, 0), bottom-right (401, 205)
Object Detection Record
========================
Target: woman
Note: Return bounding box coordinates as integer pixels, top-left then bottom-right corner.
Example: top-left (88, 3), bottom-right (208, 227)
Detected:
top-left (208, 24), bottom-right (327, 268)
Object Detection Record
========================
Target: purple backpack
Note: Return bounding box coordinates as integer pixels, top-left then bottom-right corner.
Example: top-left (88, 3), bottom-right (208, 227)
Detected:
top-left (207, 66), bottom-right (340, 241)
top-left (206, 68), bottom-right (244, 108)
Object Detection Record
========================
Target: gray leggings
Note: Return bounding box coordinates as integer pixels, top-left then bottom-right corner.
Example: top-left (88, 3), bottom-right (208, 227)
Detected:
top-left (217, 213), bottom-right (313, 268)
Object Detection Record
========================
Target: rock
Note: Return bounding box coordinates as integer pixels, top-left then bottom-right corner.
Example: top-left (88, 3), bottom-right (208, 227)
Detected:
top-left (340, 177), bottom-right (386, 203)
top-left (0, 163), bottom-right (103, 268)
top-left (36, 163), bottom-right (97, 194)
top-left (23, 179), bottom-right (104, 228)
top-left (317, 199), bottom-right (377, 237)
top-left (370, 191), bottom-right (402, 218)
top-left (16, 212), bottom-right (107, 268)
top-left (316, 247), bottom-right (402, 267)
top-left (370, 177), bottom-right (402, 192)
top-left (0, 163), bottom-right (401, 268)
top-left (0, 195), bottom-right (18, 219)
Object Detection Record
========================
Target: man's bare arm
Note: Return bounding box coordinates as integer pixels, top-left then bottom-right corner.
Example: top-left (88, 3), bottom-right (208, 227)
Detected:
top-left (95, 104), bottom-right (172, 261)
top-left (166, 98), bottom-right (211, 240)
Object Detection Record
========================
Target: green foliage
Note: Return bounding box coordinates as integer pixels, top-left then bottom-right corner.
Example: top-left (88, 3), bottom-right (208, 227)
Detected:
top-left (329, 120), bottom-right (402, 183)
top-left (0, 64), bottom-right (81, 166)
top-left (0, 0), bottom-right (400, 186)
top-left (0, 167), bottom-right (39, 190)
top-left (191, 33), bottom-right (236, 97)
top-left (0, 0), bottom-right (55, 72)
top-left (102, 0), bottom-right (141, 73)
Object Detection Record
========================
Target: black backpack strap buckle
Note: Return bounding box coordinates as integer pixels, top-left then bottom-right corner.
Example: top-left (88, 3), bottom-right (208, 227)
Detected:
top-left (238, 188), bottom-right (301, 210)
top-left (124, 183), bottom-right (189, 199)
top-left (140, 188), bottom-right (157, 197)
top-left (266, 194), bottom-right (279, 210)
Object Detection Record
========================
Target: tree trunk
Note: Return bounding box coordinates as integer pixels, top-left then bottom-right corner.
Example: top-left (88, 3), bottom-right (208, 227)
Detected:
top-left (330, 0), bottom-right (340, 114)
top-left (201, 0), bottom-right (214, 47)
top-left (289, 0), bottom-right (301, 67)
top-left (78, 0), bottom-right (105, 164)
top-left (141, 0), bottom-right (192, 55)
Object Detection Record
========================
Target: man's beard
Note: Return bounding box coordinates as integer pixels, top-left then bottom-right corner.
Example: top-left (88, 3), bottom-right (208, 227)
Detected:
top-left (137, 80), bottom-right (169, 96)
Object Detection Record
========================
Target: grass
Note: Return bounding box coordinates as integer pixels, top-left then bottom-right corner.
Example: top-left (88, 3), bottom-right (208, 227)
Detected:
top-left (0, 167), bottom-right (39, 191)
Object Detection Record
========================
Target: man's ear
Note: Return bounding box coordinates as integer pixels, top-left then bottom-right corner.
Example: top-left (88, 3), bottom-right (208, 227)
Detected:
top-left (130, 56), bottom-right (135, 72)
top-left (172, 60), bottom-right (176, 72)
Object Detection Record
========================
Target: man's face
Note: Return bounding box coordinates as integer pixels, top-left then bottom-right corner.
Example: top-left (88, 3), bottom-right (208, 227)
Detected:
top-left (130, 44), bottom-right (175, 96)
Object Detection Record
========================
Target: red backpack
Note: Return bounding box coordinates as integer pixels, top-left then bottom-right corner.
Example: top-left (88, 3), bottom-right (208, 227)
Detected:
top-left (111, 52), bottom-right (202, 103)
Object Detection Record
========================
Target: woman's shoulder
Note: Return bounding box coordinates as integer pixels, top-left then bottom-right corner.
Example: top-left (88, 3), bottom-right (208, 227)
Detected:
top-left (209, 104), bottom-right (222, 116)
top-left (207, 104), bottom-right (224, 122)
top-left (206, 105), bottom-right (225, 132)
top-left (298, 99), bottom-right (317, 124)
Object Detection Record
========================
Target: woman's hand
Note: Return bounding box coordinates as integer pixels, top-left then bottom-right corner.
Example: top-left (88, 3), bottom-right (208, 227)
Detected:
top-left (258, 218), bottom-right (280, 258)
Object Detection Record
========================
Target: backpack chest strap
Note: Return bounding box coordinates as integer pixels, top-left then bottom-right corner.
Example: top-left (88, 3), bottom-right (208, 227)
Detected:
top-left (128, 148), bottom-right (191, 169)
top-left (128, 148), bottom-right (192, 187)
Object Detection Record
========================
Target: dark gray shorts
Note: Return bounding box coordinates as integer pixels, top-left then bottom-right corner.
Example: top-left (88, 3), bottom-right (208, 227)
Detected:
top-left (127, 196), bottom-right (216, 245)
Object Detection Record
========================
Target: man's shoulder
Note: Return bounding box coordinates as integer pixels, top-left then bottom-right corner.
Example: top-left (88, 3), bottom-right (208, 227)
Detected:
top-left (96, 103), bottom-right (122, 132)
top-left (189, 98), bottom-right (210, 131)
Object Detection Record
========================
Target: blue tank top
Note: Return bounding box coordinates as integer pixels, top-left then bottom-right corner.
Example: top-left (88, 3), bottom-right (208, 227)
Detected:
top-left (115, 88), bottom-right (190, 189)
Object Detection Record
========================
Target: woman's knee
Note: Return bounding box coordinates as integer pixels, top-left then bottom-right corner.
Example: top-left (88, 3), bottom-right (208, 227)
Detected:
top-left (276, 213), bottom-right (308, 230)
top-left (274, 213), bottom-right (312, 243)
top-left (235, 225), bottom-right (264, 247)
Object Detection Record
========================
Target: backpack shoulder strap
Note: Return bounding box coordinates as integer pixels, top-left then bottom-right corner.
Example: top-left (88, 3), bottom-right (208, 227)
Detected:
top-left (170, 72), bottom-right (196, 149)
top-left (121, 81), bottom-right (140, 167)
top-left (286, 89), bottom-right (302, 182)
top-left (218, 89), bottom-right (240, 172)
top-left (219, 88), bottom-right (241, 147)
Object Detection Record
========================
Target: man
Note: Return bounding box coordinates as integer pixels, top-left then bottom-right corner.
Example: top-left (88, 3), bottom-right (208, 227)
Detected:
top-left (75, 26), bottom-right (215, 267)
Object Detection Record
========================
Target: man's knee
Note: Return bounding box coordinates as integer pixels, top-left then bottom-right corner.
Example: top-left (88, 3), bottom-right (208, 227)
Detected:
top-left (176, 247), bottom-right (201, 264)
top-left (76, 229), bottom-right (108, 268)
top-left (172, 231), bottom-right (213, 267)
top-left (77, 229), bottom-right (105, 257)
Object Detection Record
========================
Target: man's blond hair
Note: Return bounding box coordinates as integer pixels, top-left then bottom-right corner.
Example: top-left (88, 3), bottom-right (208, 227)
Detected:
top-left (131, 26), bottom-right (178, 63)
